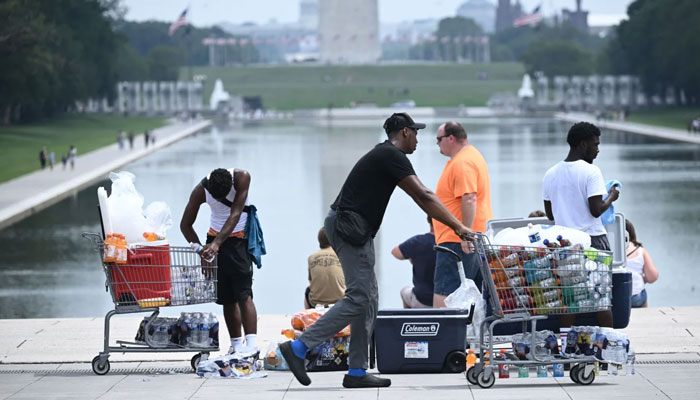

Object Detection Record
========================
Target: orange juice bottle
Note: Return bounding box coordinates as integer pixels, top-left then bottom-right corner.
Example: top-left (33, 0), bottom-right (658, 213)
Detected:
top-left (103, 234), bottom-right (117, 262)
top-left (116, 234), bottom-right (128, 264)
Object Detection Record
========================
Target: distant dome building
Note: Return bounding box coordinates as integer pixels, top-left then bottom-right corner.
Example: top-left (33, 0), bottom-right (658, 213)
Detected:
top-left (319, 0), bottom-right (380, 64)
top-left (457, 0), bottom-right (496, 33)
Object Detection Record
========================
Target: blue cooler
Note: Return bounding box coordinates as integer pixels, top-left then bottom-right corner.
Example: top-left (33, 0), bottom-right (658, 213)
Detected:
top-left (373, 308), bottom-right (472, 373)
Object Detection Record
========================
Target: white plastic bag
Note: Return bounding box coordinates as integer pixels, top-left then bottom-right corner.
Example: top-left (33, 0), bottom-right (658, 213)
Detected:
top-left (107, 172), bottom-right (150, 243)
top-left (492, 224), bottom-right (591, 248)
top-left (107, 171), bottom-right (173, 244)
top-left (144, 201), bottom-right (173, 237)
top-left (466, 296), bottom-right (486, 341)
top-left (444, 279), bottom-right (481, 310)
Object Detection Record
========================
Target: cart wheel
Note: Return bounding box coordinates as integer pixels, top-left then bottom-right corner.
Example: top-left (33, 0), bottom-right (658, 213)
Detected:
top-left (576, 364), bottom-right (595, 385)
top-left (569, 364), bottom-right (580, 384)
top-left (443, 351), bottom-right (466, 373)
top-left (191, 353), bottom-right (202, 371)
top-left (476, 370), bottom-right (496, 389)
top-left (466, 367), bottom-right (478, 385)
top-left (92, 355), bottom-right (110, 375)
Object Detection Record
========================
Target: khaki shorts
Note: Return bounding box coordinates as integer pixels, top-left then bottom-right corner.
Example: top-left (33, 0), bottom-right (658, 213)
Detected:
top-left (400, 285), bottom-right (431, 308)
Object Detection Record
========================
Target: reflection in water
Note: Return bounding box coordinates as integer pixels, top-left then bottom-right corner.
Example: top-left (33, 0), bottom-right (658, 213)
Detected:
top-left (1, 117), bottom-right (699, 318)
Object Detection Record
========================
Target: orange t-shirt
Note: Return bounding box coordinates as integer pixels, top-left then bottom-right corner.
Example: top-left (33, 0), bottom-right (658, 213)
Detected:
top-left (434, 145), bottom-right (492, 243)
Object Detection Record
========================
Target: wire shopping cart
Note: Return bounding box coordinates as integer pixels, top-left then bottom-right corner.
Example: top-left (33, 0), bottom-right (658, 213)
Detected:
top-left (83, 232), bottom-right (218, 375)
top-left (465, 232), bottom-right (615, 388)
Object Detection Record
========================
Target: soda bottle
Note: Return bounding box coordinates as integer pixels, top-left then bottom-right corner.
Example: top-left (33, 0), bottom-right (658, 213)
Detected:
top-left (536, 364), bottom-right (547, 377)
top-left (116, 234), bottom-right (128, 264)
top-left (143, 232), bottom-right (165, 242)
top-left (466, 349), bottom-right (477, 371)
top-left (498, 349), bottom-right (509, 378)
top-left (553, 363), bottom-right (564, 377)
top-left (518, 366), bottom-right (529, 377)
top-left (103, 234), bottom-right (117, 262)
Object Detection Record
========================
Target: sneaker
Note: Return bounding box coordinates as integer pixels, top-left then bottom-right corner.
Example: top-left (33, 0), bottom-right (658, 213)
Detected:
top-left (279, 341), bottom-right (311, 386)
top-left (342, 374), bottom-right (391, 389)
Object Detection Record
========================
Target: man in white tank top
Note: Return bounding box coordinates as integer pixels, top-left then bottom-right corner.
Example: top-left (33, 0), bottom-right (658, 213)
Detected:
top-left (180, 167), bottom-right (259, 354)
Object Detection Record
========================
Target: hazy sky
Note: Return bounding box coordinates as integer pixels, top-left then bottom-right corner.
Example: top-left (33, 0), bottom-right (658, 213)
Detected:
top-left (122, 0), bottom-right (633, 27)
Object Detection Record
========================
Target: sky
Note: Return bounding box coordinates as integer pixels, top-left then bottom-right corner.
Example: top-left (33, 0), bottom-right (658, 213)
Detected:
top-left (121, 0), bottom-right (633, 27)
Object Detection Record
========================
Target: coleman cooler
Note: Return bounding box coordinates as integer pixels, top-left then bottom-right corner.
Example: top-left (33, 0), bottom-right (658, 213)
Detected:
top-left (373, 308), bottom-right (472, 373)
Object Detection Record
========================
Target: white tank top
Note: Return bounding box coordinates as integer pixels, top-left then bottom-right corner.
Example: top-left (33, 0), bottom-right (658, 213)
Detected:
top-left (204, 168), bottom-right (248, 233)
top-left (626, 246), bottom-right (645, 295)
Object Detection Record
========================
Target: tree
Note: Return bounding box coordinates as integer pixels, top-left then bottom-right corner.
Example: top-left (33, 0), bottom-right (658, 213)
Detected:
top-left (147, 46), bottom-right (183, 81)
top-left (602, 0), bottom-right (700, 103)
top-left (0, 0), bottom-right (122, 123)
top-left (521, 40), bottom-right (594, 77)
top-left (433, 16), bottom-right (484, 62)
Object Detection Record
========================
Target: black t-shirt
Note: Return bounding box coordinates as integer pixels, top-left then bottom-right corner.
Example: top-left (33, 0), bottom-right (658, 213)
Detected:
top-left (331, 140), bottom-right (416, 233)
top-left (398, 232), bottom-right (436, 306)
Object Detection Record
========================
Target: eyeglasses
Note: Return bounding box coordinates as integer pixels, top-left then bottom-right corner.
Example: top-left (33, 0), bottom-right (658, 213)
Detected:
top-left (436, 134), bottom-right (452, 143)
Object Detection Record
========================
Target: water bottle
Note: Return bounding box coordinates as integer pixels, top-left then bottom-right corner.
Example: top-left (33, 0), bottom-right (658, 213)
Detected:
top-left (154, 319), bottom-right (169, 348)
top-left (189, 242), bottom-right (215, 263)
top-left (209, 313), bottom-right (220, 347)
top-left (626, 348), bottom-right (636, 376)
top-left (189, 313), bottom-right (201, 347)
top-left (527, 223), bottom-right (541, 246)
top-left (180, 312), bottom-right (192, 346)
top-left (200, 313), bottom-right (211, 347)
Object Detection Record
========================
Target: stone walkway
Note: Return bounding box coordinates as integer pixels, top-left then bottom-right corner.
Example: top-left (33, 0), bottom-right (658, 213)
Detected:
top-left (556, 112), bottom-right (700, 145)
top-left (0, 119), bottom-right (211, 230)
top-left (0, 307), bottom-right (698, 399)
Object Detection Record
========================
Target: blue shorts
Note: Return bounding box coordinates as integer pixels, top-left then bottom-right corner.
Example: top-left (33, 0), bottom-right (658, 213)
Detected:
top-left (433, 242), bottom-right (483, 296)
top-left (631, 288), bottom-right (647, 308)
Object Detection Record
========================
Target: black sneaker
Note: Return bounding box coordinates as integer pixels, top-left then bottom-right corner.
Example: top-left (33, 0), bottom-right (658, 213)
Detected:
top-left (279, 341), bottom-right (311, 386)
top-left (342, 374), bottom-right (391, 388)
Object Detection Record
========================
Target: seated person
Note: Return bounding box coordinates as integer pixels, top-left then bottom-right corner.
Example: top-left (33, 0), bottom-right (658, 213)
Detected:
top-left (305, 227), bottom-right (345, 309)
top-left (626, 219), bottom-right (659, 308)
top-left (528, 210), bottom-right (547, 218)
top-left (391, 217), bottom-right (436, 308)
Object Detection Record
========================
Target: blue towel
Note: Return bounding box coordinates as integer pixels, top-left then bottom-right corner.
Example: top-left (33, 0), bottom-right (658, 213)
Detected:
top-left (244, 205), bottom-right (266, 268)
top-left (601, 180), bottom-right (622, 225)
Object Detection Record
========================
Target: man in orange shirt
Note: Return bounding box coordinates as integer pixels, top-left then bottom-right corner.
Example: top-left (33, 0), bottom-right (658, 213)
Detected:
top-left (433, 121), bottom-right (493, 307)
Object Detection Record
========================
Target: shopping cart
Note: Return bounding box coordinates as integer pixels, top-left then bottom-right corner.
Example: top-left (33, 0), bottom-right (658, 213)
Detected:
top-left (460, 232), bottom-right (615, 388)
top-left (83, 232), bottom-right (219, 375)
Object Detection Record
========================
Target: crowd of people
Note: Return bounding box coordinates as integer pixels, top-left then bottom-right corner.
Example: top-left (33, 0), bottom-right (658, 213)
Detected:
top-left (39, 145), bottom-right (76, 171)
top-left (182, 114), bottom-right (659, 389)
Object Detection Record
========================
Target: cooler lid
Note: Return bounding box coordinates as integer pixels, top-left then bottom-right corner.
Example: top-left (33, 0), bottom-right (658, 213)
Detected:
top-left (377, 308), bottom-right (471, 318)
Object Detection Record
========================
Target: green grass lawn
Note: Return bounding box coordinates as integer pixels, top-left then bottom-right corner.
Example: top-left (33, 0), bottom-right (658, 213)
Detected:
top-left (0, 114), bottom-right (166, 183)
top-left (185, 62), bottom-right (525, 109)
top-left (627, 107), bottom-right (700, 131)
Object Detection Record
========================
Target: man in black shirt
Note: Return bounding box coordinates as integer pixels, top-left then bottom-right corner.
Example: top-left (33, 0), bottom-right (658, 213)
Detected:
top-left (280, 113), bottom-right (473, 389)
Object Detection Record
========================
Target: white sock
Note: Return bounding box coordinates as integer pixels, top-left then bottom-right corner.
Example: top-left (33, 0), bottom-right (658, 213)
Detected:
top-left (245, 334), bottom-right (257, 349)
top-left (230, 337), bottom-right (244, 352)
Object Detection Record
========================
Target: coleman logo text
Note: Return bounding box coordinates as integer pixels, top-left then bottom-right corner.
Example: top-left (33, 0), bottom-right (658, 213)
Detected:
top-left (400, 322), bottom-right (440, 336)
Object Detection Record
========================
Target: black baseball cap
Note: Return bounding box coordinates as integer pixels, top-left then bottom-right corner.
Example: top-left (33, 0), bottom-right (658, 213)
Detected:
top-left (383, 112), bottom-right (427, 134)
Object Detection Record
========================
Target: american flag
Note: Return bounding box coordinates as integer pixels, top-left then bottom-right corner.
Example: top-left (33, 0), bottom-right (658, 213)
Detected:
top-left (513, 6), bottom-right (542, 28)
top-left (169, 8), bottom-right (188, 36)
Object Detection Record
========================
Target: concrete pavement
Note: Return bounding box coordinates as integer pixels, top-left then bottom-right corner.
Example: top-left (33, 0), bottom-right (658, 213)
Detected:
top-left (0, 307), bottom-right (699, 399)
top-left (556, 112), bottom-right (700, 145)
top-left (0, 119), bottom-right (212, 230)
